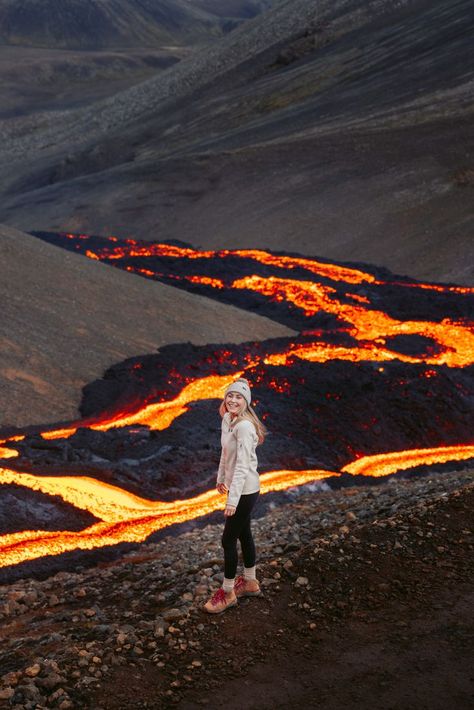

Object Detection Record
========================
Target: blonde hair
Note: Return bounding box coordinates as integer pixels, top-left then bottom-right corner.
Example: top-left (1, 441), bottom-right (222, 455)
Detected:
top-left (219, 377), bottom-right (268, 445)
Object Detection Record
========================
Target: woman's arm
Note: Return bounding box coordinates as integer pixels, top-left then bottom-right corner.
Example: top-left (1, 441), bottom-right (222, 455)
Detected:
top-left (216, 447), bottom-right (226, 484)
top-left (216, 414), bottom-right (227, 484)
top-left (226, 421), bottom-right (255, 508)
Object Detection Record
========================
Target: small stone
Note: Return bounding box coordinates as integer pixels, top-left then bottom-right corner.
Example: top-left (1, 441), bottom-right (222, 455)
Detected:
top-left (191, 660), bottom-right (202, 668)
top-left (295, 576), bottom-right (309, 586)
top-left (1, 671), bottom-right (21, 687)
top-left (37, 672), bottom-right (64, 690)
top-left (0, 688), bottom-right (14, 700)
top-left (283, 560), bottom-right (293, 570)
top-left (345, 511), bottom-right (357, 521)
top-left (25, 663), bottom-right (41, 677)
top-left (162, 608), bottom-right (187, 622)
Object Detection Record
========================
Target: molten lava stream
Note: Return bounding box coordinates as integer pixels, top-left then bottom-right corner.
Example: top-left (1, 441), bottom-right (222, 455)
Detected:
top-left (0, 468), bottom-right (337, 568)
top-left (342, 444), bottom-right (474, 477)
top-left (1, 442), bottom-right (474, 568)
top-left (78, 239), bottom-right (474, 294)
top-left (0, 436), bottom-right (24, 459)
top-left (231, 276), bottom-right (474, 368)
top-left (82, 242), bottom-right (380, 285)
top-left (40, 371), bottom-right (246, 441)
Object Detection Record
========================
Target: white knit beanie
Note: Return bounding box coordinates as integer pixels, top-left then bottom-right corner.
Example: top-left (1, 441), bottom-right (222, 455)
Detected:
top-left (224, 378), bottom-right (252, 406)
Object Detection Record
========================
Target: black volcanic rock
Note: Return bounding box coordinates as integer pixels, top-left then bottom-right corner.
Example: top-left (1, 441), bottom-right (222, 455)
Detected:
top-left (0, 484), bottom-right (98, 534)
top-left (12, 342), bottom-right (473, 501)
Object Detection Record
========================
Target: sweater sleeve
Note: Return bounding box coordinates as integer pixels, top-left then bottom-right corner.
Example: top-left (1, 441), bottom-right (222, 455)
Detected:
top-left (216, 447), bottom-right (225, 484)
top-left (226, 421), bottom-right (256, 508)
top-left (216, 414), bottom-right (227, 484)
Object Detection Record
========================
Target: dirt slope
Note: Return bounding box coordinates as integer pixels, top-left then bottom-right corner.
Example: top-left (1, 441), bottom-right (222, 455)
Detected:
top-left (0, 226), bottom-right (294, 428)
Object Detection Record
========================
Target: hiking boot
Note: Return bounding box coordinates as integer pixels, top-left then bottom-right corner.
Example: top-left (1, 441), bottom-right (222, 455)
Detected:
top-left (203, 587), bottom-right (238, 614)
top-left (234, 575), bottom-right (262, 598)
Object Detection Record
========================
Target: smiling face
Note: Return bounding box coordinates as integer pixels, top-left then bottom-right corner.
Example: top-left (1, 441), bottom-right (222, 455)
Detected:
top-left (224, 391), bottom-right (247, 417)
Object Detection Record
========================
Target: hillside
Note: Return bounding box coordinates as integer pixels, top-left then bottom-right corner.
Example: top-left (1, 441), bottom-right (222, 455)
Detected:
top-left (0, 0), bottom-right (273, 120)
top-left (0, 0), bottom-right (272, 49)
top-left (0, 0), bottom-right (472, 283)
top-left (0, 225), bottom-right (293, 428)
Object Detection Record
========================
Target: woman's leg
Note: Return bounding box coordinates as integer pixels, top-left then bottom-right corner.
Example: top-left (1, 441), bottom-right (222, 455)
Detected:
top-left (221, 491), bottom-right (259, 580)
top-left (238, 495), bottom-right (259, 570)
top-left (205, 493), bottom-right (260, 610)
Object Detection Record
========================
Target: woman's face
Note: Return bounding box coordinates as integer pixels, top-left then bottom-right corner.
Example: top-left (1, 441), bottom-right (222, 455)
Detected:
top-left (225, 391), bottom-right (247, 416)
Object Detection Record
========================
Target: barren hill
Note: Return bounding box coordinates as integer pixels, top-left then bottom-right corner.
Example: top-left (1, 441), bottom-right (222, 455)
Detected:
top-left (0, 225), bottom-right (293, 428)
top-left (0, 0), bottom-right (271, 49)
top-left (0, 0), bottom-right (472, 284)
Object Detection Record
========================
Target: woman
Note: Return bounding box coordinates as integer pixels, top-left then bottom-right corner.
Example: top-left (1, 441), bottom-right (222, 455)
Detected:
top-left (204, 377), bottom-right (267, 614)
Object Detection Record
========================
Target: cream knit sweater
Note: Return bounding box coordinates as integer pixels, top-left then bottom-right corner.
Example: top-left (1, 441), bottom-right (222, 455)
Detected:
top-left (216, 412), bottom-right (260, 508)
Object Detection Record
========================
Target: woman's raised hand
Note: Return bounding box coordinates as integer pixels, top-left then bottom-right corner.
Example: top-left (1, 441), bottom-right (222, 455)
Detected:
top-left (217, 483), bottom-right (228, 495)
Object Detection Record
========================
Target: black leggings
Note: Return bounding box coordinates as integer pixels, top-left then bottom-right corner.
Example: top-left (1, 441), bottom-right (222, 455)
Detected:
top-left (221, 491), bottom-right (259, 579)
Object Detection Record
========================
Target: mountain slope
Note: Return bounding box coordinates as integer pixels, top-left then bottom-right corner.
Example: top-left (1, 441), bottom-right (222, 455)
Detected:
top-left (0, 225), bottom-right (294, 428)
top-left (0, 0), bottom-right (473, 283)
top-left (0, 0), bottom-right (272, 49)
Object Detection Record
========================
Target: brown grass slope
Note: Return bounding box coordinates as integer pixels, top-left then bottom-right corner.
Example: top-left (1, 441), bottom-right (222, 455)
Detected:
top-left (0, 0), bottom-right (472, 284)
top-left (0, 225), bottom-right (294, 428)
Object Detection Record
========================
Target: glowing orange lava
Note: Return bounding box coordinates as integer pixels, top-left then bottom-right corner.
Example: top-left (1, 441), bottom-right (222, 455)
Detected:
top-left (82, 243), bottom-right (379, 284)
top-left (1, 236), bottom-right (473, 570)
top-left (40, 372), bottom-right (245, 441)
top-left (0, 467), bottom-right (337, 568)
top-left (0, 435), bottom-right (23, 459)
top-left (342, 444), bottom-right (474, 477)
top-left (231, 275), bottom-right (474, 368)
top-left (1, 440), bottom-right (473, 568)
top-left (82, 238), bottom-right (474, 294)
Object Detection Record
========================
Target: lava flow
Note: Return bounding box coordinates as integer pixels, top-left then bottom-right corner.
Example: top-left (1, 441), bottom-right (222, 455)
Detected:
top-left (2, 439), bottom-right (474, 569)
top-left (0, 232), bottom-right (472, 574)
top-left (33, 232), bottom-right (474, 369)
top-left (40, 372), bottom-right (246, 441)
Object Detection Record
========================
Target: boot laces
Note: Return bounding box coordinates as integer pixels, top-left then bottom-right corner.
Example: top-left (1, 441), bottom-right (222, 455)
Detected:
top-left (211, 588), bottom-right (227, 605)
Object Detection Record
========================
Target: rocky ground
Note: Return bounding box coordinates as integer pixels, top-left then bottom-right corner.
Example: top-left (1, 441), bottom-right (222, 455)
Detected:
top-left (0, 468), bottom-right (472, 709)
